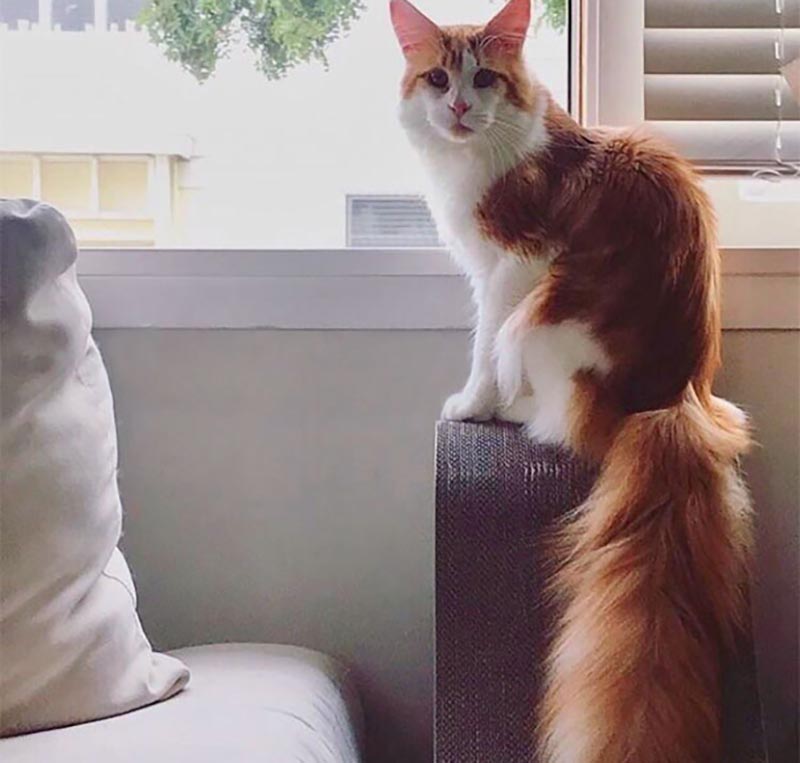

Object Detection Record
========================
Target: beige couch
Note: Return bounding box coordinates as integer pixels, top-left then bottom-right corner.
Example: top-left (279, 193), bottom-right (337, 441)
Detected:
top-left (0, 200), bottom-right (363, 762)
top-left (2, 644), bottom-right (363, 762)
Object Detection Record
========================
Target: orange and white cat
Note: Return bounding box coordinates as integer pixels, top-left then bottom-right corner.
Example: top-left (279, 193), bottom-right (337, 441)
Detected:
top-left (390, 1), bottom-right (754, 761)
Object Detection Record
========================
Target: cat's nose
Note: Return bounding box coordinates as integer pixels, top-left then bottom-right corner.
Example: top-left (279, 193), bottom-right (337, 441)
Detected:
top-left (449, 100), bottom-right (472, 119)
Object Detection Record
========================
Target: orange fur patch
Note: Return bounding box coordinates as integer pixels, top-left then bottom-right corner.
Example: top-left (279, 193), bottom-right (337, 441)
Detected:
top-left (478, 100), bottom-right (721, 415)
top-left (460, 55), bottom-right (752, 763)
top-left (539, 387), bottom-right (753, 763)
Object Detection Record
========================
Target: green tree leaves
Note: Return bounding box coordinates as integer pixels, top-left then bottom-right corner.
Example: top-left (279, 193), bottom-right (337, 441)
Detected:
top-left (140, 0), bottom-right (566, 83)
top-left (141, 0), bottom-right (364, 82)
top-left (539, 0), bottom-right (565, 32)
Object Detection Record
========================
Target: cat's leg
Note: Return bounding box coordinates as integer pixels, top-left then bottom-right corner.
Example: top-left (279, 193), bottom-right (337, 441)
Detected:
top-left (496, 283), bottom-right (612, 446)
top-left (441, 277), bottom-right (500, 420)
top-left (442, 259), bottom-right (543, 421)
top-left (520, 321), bottom-right (611, 445)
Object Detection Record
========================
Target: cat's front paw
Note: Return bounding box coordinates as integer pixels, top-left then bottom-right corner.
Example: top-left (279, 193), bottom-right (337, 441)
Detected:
top-left (441, 388), bottom-right (497, 422)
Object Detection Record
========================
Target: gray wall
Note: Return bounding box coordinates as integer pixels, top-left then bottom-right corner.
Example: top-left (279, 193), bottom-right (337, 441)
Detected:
top-left (717, 332), bottom-right (799, 762)
top-left (97, 329), bottom-right (798, 763)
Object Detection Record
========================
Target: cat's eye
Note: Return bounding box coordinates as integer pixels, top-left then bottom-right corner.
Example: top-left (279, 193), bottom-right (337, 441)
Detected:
top-left (426, 68), bottom-right (449, 89)
top-left (473, 69), bottom-right (498, 89)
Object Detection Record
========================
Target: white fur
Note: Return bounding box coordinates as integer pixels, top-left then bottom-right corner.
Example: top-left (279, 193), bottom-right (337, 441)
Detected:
top-left (498, 318), bottom-right (611, 445)
top-left (400, 48), bottom-right (538, 153)
top-left (399, 73), bottom-right (549, 276)
top-left (400, 84), bottom-right (548, 417)
top-left (400, 74), bottom-right (609, 442)
top-left (442, 256), bottom-right (548, 421)
top-left (541, 625), bottom-right (599, 763)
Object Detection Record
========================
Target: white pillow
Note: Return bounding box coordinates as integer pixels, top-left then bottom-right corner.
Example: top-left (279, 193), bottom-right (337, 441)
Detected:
top-left (0, 200), bottom-right (189, 736)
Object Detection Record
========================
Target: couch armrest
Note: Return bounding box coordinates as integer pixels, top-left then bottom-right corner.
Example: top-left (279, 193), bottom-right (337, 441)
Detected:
top-left (434, 420), bottom-right (766, 763)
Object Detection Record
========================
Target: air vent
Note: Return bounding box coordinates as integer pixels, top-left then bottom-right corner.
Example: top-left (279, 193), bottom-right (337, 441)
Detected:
top-left (347, 195), bottom-right (441, 248)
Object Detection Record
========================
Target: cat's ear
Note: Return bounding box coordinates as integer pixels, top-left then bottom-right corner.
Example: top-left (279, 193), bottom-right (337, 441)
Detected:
top-left (484, 0), bottom-right (531, 55)
top-left (390, 0), bottom-right (440, 58)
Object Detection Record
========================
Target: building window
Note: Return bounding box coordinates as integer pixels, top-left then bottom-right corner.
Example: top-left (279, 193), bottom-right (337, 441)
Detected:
top-left (0, 0), bottom-right (37, 29)
top-left (0, 158), bottom-right (34, 197)
top-left (98, 159), bottom-right (149, 213)
top-left (52, 0), bottom-right (94, 31)
top-left (41, 157), bottom-right (93, 210)
top-left (108, 0), bottom-right (144, 29)
top-left (0, 154), bottom-right (172, 246)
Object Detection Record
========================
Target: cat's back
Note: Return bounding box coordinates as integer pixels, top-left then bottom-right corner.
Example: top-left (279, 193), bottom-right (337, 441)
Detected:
top-left (573, 124), bottom-right (715, 249)
top-left (504, 114), bottom-right (720, 273)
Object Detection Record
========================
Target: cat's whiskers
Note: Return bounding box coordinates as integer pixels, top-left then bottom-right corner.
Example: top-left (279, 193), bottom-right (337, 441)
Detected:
top-left (481, 126), bottom-right (524, 192)
top-left (485, 117), bottom-right (531, 174)
top-left (481, 128), bottom-right (502, 186)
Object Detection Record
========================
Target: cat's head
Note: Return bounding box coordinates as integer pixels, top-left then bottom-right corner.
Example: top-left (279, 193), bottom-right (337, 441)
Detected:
top-left (390, 0), bottom-right (537, 146)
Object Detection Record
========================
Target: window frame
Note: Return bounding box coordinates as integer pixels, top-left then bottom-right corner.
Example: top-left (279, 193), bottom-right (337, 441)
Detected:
top-left (579, 0), bottom-right (644, 127)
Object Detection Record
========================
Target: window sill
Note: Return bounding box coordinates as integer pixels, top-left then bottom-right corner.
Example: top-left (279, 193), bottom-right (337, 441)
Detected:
top-left (78, 247), bottom-right (800, 330)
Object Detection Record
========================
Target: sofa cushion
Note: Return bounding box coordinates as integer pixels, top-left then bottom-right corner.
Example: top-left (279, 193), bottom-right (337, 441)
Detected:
top-left (0, 200), bottom-right (189, 736)
top-left (0, 644), bottom-right (364, 763)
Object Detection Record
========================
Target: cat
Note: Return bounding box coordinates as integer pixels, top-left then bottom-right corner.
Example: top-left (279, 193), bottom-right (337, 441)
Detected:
top-left (390, 1), bottom-right (754, 761)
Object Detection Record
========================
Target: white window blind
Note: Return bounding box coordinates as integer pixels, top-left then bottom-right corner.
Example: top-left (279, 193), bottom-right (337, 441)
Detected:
top-left (645, 0), bottom-right (800, 166)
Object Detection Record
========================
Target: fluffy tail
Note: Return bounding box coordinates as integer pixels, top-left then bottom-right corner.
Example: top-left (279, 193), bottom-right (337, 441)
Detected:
top-left (539, 387), bottom-right (754, 763)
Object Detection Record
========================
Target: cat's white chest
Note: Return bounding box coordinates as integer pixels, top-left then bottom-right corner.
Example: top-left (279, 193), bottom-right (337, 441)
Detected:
top-left (437, 203), bottom-right (500, 276)
top-left (423, 155), bottom-right (502, 276)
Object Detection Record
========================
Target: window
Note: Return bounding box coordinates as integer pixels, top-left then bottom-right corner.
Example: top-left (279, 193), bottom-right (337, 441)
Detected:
top-left (108, 0), bottom-right (145, 29)
top-left (0, 154), bottom-right (172, 246)
top-left (0, 0), bottom-right (570, 248)
top-left (41, 156), bottom-right (93, 209)
top-left (11, 1), bottom-right (791, 331)
top-left (53, 0), bottom-right (93, 30)
top-left (0, 0), bottom-right (37, 29)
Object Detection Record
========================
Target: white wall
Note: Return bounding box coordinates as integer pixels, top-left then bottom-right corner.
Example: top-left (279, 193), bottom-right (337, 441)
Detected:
top-left (97, 328), bottom-right (798, 763)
